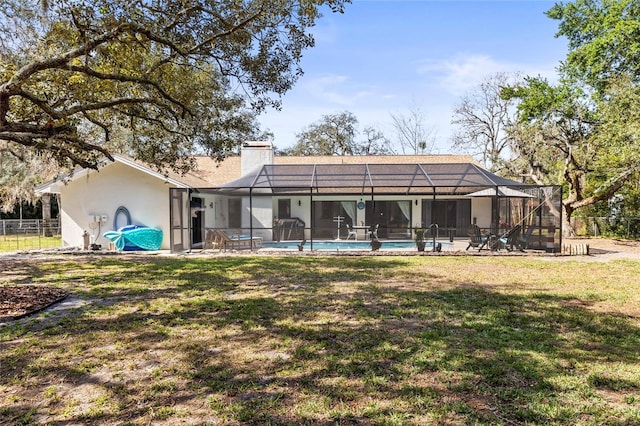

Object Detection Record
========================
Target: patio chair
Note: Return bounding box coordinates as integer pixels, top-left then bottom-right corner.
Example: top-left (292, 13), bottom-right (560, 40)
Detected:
top-left (493, 224), bottom-right (522, 251)
top-left (215, 229), bottom-right (262, 251)
top-left (369, 224), bottom-right (380, 240)
top-left (466, 224), bottom-right (489, 251)
top-left (517, 226), bottom-right (536, 250)
top-left (204, 228), bottom-right (222, 250)
top-left (345, 224), bottom-right (358, 240)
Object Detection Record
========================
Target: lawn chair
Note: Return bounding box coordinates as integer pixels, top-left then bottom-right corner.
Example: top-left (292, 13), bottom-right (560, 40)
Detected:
top-left (493, 224), bottom-right (522, 251)
top-left (215, 229), bottom-right (262, 251)
top-left (466, 224), bottom-right (489, 250)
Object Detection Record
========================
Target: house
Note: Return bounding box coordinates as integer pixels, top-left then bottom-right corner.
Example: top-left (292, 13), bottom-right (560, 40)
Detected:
top-left (37, 142), bottom-right (562, 251)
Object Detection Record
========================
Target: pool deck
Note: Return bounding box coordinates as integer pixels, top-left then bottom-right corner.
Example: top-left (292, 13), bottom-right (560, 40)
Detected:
top-left (259, 238), bottom-right (470, 252)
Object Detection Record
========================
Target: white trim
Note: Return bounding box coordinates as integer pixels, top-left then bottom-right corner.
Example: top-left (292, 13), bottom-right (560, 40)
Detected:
top-left (35, 155), bottom-right (190, 194)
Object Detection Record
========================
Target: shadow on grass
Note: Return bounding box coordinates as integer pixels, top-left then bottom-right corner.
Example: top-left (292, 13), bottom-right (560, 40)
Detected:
top-left (1, 256), bottom-right (639, 425)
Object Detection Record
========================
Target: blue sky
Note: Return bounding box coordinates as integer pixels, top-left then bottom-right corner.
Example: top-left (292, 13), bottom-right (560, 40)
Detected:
top-left (258, 0), bottom-right (568, 154)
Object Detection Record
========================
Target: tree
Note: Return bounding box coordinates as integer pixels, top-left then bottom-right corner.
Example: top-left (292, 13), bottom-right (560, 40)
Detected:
top-left (0, 0), bottom-right (348, 173)
top-left (0, 143), bottom-right (59, 212)
top-left (283, 112), bottom-right (392, 156)
top-left (283, 111), bottom-right (390, 156)
top-left (499, 1), bottom-right (640, 235)
top-left (354, 126), bottom-right (393, 155)
top-left (451, 72), bottom-right (520, 172)
top-left (548, 0), bottom-right (640, 93)
top-left (390, 102), bottom-right (435, 155)
top-left (503, 75), bottom-right (640, 235)
top-left (285, 111), bottom-right (357, 156)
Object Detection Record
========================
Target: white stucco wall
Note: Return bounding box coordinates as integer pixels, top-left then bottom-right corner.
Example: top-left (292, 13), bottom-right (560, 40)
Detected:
top-left (470, 198), bottom-right (492, 229)
top-left (242, 196), bottom-right (272, 240)
top-left (59, 162), bottom-right (172, 249)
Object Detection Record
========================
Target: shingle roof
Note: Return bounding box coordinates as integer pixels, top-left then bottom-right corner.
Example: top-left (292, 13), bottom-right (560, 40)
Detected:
top-left (213, 161), bottom-right (532, 196)
top-left (172, 154), bottom-right (479, 188)
top-left (36, 153), bottom-right (491, 193)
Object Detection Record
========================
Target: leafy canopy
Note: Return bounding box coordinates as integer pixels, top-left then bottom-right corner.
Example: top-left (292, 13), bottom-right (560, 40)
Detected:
top-left (548, 0), bottom-right (640, 93)
top-left (0, 0), bottom-right (348, 173)
top-left (497, 0), bottom-right (640, 232)
top-left (282, 111), bottom-right (391, 156)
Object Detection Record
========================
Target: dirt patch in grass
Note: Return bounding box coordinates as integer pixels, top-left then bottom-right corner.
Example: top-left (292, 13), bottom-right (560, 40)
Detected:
top-left (0, 286), bottom-right (68, 320)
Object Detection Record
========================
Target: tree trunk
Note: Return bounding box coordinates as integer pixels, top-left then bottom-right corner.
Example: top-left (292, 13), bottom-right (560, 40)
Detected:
top-left (562, 203), bottom-right (576, 237)
top-left (41, 193), bottom-right (52, 237)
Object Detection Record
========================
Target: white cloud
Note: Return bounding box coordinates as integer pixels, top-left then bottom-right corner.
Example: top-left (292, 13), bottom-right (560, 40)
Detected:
top-left (418, 54), bottom-right (514, 96)
top-left (418, 53), bottom-right (559, 97)
top-left (300, 74), bottom-right (381, 106)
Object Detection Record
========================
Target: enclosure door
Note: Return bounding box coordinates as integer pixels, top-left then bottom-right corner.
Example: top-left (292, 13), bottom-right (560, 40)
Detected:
top-left (169, 188), bottom-right (190, 253)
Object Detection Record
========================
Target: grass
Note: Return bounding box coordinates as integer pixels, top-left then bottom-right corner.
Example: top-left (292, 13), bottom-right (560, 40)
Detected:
top-left (1, 254), bottom-right (639, 425)
top-left (0, 235), bottom-right (62, 252)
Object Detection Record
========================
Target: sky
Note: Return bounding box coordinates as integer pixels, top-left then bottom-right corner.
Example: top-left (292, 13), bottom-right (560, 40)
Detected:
top-left (257, 0), bottom-right (568, 154)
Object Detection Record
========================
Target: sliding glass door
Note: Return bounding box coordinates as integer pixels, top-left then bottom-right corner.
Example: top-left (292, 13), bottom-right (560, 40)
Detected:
top-left (365, 200), bottom-right (411, 239)
top-left (311, 201), bottom-right (356, 239)
top-left (421, 199), bottom-right (471, 237)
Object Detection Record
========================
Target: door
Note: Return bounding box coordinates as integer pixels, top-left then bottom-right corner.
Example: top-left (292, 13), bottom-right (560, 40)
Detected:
top-left (169, 188), bottom-right (189, 253)
top-left (191, 197), bottom-right (204, 248)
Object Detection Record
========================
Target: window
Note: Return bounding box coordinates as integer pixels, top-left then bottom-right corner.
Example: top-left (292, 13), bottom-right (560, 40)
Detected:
top-left (278, 199), bottom-right (291, 218)
top-left (228, 198), bottom-right (242, 228)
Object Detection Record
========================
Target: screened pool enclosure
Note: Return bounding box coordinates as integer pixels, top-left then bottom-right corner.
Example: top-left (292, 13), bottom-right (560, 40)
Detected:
top-left (169, 163), bottom-right (562, 252)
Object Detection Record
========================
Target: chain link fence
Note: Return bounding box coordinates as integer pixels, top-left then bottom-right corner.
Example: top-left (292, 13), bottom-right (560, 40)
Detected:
top-left (572, 217), bottom-right (640, 239)
top-left (0, 219), bottom-right (62, 252)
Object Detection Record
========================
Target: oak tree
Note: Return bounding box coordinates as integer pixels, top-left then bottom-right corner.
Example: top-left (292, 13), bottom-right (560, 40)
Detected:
top-left (548, 0), bottom-right (640, 93)
top-left (500, 0), bottom-right (640, 234)
top-left (282, 111), bottom-right (392, 156)
top-left (0, 0), bottom-right (349, 173)
top-left (284, 111), bottom-right (357, 156)
top-left (504, 75), bottom-right (640, 234)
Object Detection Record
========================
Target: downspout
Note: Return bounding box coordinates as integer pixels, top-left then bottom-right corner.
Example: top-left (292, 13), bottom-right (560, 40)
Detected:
top-left (310, 189), bottom-right (313, 251)
top-left (249, 187), bottom-right (253, 251)
top-left (168, 188), bottom-right (174, 253)
top-left (187, 188), bottom-right (192, 253)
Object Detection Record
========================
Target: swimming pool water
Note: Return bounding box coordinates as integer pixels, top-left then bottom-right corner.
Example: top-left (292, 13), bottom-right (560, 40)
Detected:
top-left (262, 240), bottom-right (452, 251)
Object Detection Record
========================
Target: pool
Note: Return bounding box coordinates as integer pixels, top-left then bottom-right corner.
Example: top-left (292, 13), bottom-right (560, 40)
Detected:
top-left (262, 240), bottom-right (452, 251)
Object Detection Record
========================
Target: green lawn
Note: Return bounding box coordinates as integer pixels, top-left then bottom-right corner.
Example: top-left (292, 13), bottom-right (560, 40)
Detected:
top-left (1, 255), bottom-right (639, 425)
top-left (0, 235), bottom-right (62, 252)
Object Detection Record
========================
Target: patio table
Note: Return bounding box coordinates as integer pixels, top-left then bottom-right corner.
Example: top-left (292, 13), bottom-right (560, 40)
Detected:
top-left (352, 225), bottom-right (372, 240)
